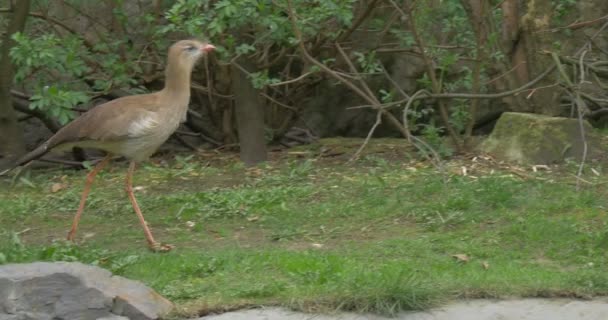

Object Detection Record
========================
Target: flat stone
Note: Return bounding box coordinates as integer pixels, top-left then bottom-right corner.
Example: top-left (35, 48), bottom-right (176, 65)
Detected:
top-left (480, 112), bottom-right (601, 164)
top-left (196, 298), bottom-right (608, 320)
top-left (0, 262), bottom-right (173, 320)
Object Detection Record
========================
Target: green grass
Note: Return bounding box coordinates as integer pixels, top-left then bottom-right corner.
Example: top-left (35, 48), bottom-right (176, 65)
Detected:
top-left (1, 141), bottom-right (608, 317)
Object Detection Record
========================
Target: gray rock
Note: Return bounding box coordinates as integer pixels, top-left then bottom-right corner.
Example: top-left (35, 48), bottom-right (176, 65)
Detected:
top-left (480, 112), bottom-right (602, 164)
top-left (0, 262), bottom-right (172, 320)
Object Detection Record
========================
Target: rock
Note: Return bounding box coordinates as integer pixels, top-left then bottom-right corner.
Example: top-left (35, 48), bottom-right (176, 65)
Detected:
top-left (0, 262), bottom-right (173, 320)
top-left (480, 112), bottom-right (601, 164)
top-left (195, 298), bottom-right (608, 320)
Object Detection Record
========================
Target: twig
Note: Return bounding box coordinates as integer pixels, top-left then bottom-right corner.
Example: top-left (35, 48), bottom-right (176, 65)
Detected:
top-left (378, 63), bottom-right (414, 141)
top-left (574, 94), bottom-right (589, 191)
top-left (336, 0), bottom-right (381, 42)
top-left (483, 61), bottom-right (527, 85)
top-left (191, 83), bottom-right (234, 99)
top-left (335, 42), bottom-right (377, 102)
top-left (539, 14), bottom-right (608, 33)
top-left (175, 130), bottom-right (201, 137)
top-left (285, 0), bottom-right (410, 141)
top-left (12, 97), bottom-right (61, 132)
top-left (349, 110), bottom-right (382, 162)
top-left (402, 89), bottom-right (432, 141)
top-left (349, 65), bottom-right (557, 111)
top-left (260, 92), bottom-right (297, 111)
top-left (390, 0), bottom-right (461, 151)
top-left (267, 71), bottom-right (314, 87)
top-left (575, 21), bottom-right (608, 56)
top-left (575, 50), bottom-right (590, 191)
top-left (26, 11), bottom-right (95, 50)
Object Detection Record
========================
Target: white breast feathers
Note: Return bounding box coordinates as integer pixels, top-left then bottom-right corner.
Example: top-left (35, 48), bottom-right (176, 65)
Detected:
top-left (128, 113), bottom-right (160, 138)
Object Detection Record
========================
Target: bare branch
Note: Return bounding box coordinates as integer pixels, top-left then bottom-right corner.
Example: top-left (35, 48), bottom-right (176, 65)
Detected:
top-left (349, 110), bottom-right (382, 162)
top-left (267, 71), bottom-right (314, 87)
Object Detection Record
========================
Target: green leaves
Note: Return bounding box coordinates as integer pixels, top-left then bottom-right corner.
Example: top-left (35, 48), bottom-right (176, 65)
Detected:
top-left (249, 70), bottom-right (281, 89)
top-left (29, 86), bottom-right (89, 125)
top-left (235, 43), bottom-right (256, 55)
top-left (353, 51), bottom-right (383, 74)
top-left (9, 33), bottom-right (92, 124)
top-left (160, 0), bottom-right (357, 60)
top-left (552, 0), bottom-right (577, 21)
top-left (10, 33), bottom-right (89, 83)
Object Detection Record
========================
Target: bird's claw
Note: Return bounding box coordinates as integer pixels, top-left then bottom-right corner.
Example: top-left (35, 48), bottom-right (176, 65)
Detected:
top-left (149, 242), bottom-right (175, 252)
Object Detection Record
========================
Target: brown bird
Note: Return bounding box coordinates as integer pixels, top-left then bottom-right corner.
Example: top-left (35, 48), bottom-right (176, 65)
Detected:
top-left (2, 39), bottom-right (215, 251)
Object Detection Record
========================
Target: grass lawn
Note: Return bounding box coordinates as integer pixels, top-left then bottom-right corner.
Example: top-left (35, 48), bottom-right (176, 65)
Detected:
top-left (1, 138), bottom-right (608, 318)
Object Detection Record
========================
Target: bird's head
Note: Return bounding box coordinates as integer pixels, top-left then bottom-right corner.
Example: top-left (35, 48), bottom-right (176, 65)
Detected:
top-left (168, 39), bottom-right (215, 69)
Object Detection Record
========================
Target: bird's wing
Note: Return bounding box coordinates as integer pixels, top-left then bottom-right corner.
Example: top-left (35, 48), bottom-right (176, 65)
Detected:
top-left (48, 93), bottom-right (163, 147)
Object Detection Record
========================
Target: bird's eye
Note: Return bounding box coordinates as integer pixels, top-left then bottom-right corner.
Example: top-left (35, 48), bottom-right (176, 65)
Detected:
top-left (184, 45), bottom-right (196, 51)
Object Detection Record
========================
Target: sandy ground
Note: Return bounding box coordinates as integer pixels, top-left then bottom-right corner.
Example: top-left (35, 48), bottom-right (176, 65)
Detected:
top-left (198, 299), bottom-right (608, 320)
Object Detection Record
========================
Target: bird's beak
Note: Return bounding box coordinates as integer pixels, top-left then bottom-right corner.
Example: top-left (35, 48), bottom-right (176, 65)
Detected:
top-left (201, 43), bottom-right (216, 53)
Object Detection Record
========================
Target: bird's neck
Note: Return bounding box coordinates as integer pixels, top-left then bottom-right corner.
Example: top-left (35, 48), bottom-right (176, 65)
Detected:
top-left (161, 61), bottom-right (192, 102)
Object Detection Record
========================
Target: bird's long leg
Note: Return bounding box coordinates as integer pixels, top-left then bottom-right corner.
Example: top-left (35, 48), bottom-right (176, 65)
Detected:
top-left (67, 154), bottom-right (112, 241)
top-left (125, 161), bottom-right (173, 252)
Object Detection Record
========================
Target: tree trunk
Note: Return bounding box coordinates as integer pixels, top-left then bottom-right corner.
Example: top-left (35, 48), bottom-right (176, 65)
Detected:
top-left (492, 0), bottom-right (530, 113)
top-left (231, 58), bottom-right (267, 166)
top-left (519, 0), bottom-right (561, 115)
top-left (0, 0), bottom-right (30, 164)
top-left (460, 0), bottom-right (488, 147)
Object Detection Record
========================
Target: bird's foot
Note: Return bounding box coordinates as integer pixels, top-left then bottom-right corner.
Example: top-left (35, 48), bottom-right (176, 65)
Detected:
top-left (149, 242), bottom-right (175, 252)
top-left (66, 230), bottom-right (76, 242)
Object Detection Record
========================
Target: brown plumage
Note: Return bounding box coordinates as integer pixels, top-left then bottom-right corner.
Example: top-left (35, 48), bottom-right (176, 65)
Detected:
top-left (5, 39), bottom-right (215, 251)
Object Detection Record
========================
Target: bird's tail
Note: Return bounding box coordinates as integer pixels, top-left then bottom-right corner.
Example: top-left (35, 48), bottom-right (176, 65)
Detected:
top-left (0, 143), bottom-right (51, 176)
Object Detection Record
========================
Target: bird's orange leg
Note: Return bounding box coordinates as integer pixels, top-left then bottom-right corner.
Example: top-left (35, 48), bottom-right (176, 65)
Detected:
top-left (67, 154), bottom-right (112, 241)
top-left (125, 161), bottom-right (174, 252)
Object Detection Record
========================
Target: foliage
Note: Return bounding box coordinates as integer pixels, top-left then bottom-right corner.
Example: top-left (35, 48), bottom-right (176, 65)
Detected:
top-left (552, 0), bottom-right (578, 22)
top-left (8, 5), bottom-right (152, 124)
top-left (10, 33), bottom-right (90, 124)
top-left (4, 0), bottom-right (583, 155)
top-left (160, 0), bottom-right (356, 78)
top-left (5, 0), bottom-right (368, 137)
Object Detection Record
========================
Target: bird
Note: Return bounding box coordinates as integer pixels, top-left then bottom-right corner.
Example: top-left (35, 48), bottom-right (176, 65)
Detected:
top-left (1, 39), bottom-right (215, 252)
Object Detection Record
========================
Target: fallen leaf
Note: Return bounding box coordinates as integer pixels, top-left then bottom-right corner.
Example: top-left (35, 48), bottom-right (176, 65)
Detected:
top-left (481, 261), bottom-right (490, 270)
top-left (532, 165), bottom-right (550, 172)
top-left (311, 243), bottom-right (323, 249)
top-left (247, 215), bottom-right (260, 222)
top-left (452, 254), bottom-right (470, 263)
top-left (186, 221), bottom-right (196, 228)
top-left (83, 232), bottom-right (96, 239)
top-left (50, 183), bottom-right (67, 193)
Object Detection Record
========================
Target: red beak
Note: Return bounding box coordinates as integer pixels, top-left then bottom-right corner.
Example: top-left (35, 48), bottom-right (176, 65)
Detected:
top-left (201, 44), bottom-right (216, 53)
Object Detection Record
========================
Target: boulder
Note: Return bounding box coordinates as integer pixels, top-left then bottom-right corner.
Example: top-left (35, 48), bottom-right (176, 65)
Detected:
top-left (480, 112), bottom-right (602, 164)
top-left (0, 262), bottom-right (172, 320)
